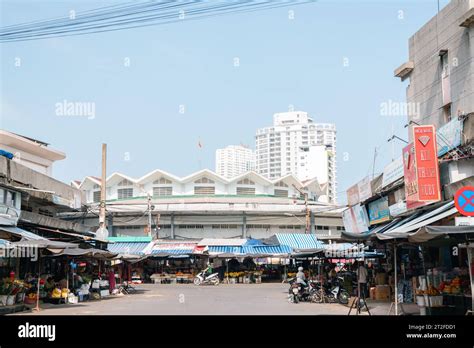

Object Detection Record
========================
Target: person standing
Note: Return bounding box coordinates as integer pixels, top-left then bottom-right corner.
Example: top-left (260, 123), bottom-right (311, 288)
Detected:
top-left (356, 262), bottom-right (368, 298)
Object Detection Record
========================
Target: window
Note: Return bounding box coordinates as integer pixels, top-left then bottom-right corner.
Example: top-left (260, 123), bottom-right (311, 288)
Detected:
top-left (93, 191), bottom-right (101, 202)
top-left (153, 177), bottom-right (172, 185)
top-left (274, 189), bottom-right (289, 197)
top-left (118, 179), bottom-right (134, 186)
top-left (153, 187), bottom-right (172, 196)
top-left (275, 181), bottom-right (288, 188)
top-left (237, 178), bottom-right (255, 185)
top-left (237, 187), bottom-right (255, 195)
top-left (194, 186), bottom-right (215, 195)
top-left (118, 188), bottom-right (133, 199)
top-left (194, 177), bottom-right (214, 184)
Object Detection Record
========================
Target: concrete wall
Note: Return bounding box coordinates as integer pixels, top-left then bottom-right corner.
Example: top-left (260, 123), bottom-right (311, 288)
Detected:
top-left (406, 0), bottom-right (474, 137)
top-left (0, 156), bottom-right (83, 208)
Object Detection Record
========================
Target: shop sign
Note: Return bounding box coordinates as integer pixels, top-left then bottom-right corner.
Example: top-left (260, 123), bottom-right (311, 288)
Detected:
top-left (437, 117), bottom-right (463, 157)
top-left (342, 204), bottom-right (370, 233)
top-left (403, 142), bottom-right (424, 210)
top-left (358, 176), bottom-right (372, 202)
top-left (455, 216), bottom-right (474, 226)
top-left (368, 197), bottom-right (390, 225)
top-left (413, 126), bottom-right (441, 202)
top-left (346, 184), bottom-right (360, 206)
top-left (404, 126), bottom-right (441, 210)
top-left (389, 200), bottom-right (407, 216)
top-left (381, 156), bottom-right (404, 188)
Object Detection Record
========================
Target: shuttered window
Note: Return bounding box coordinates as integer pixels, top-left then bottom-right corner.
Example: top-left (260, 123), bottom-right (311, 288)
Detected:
top-left (194, 186), bottom-right (215, 195)
top-left (118, 188), bottom-right (133, 199)
top-left (93, 191), bottom-right (101, 202)
top-left (274, 189), bottom-right (289, 197)
top-left (236, 187), bottom-right (255, 195)
top-left (153, 187), bottom-right (173, 196)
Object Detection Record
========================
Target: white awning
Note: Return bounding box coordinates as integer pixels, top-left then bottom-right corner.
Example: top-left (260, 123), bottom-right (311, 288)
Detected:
top-left (377, 201), bottom-right (457, 240)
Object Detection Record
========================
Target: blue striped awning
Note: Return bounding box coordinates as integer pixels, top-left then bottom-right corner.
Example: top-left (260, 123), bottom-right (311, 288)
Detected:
top-left (274, 233), bottom-right (324, 249)
top-left (107, 242), bottom-right (149, 255)
top-left (208, 244), bottom-right (292, 256)
top-left (208, 246), bottom-right (243, 254)
top-left (151, 248), bottom-right (194, 255)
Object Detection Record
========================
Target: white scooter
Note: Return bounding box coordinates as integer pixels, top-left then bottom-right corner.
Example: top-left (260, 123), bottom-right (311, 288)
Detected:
top-left (193, 270), bottom-right (220, 286)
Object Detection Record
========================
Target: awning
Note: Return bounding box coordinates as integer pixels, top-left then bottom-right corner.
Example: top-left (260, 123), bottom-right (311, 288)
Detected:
top-left (407, 225), bottom-right (474, 243)
top-left (198, 238), bottom-right (247, 246)
top-left (265, 233), bottom-right (324, 249)
top-left (208, 244), bottom-right (292, 256)
top-left (0, 226), bottom-right (48, 241)
top-left (11, 239), bottom-right (78, 249)
top-left (377, 201), bottom-right (457, 240)
top-left (107, 241), bottom-right (150, 255)
top-left (47, 247), bottom-right (117, 259)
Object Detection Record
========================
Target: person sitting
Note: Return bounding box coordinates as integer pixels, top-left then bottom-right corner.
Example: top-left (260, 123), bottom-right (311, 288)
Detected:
top-left (44, 277), bottom-right (55, 292)
top-left (296, 267), bottom-right (307, 287)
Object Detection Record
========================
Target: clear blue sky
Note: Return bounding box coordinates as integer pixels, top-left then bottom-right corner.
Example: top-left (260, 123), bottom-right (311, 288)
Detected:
top-left (0, 0), bottom-right (449, 202)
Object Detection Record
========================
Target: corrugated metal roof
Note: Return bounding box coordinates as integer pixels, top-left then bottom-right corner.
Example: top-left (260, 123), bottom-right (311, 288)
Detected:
top-left (0, 226), bottom-right (48, 241)
top-left (274, 233), bottom-right (324, 249)
top-left (108, 236), bottom-right (152, 242)
top-left (208, 244), bottom-right (291, 255)
top-left (107, 242), bottom-right (149, 255)
top-left (198, 238), bottom-right (247, 246)
top-left (151, 249), bottom-right (194, 255)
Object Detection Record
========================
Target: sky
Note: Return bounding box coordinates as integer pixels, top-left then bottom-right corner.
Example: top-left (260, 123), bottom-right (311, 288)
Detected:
top-left (0, 0), bottom-right (450, 203)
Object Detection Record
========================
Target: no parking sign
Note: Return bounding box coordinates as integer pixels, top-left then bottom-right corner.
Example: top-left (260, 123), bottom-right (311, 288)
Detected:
top-left (454, 186), bottom-right (474, 217)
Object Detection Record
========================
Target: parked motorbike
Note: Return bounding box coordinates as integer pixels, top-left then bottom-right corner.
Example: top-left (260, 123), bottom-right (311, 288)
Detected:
top-left (287, 278), bottom-right (319, 304)
top-left (316, 276), bottom-right (349, 304)
top-left (193, 270), bottom-right (220, 286)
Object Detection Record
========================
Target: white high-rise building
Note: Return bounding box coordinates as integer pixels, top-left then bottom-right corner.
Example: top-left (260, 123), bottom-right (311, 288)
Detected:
top-left (255, 111), bottom-right (337, 203)
top-left (215, 145), bottom-right (255, 179)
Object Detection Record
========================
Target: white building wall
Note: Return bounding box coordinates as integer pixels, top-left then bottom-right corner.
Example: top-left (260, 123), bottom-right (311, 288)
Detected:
top-left (216, 145), bottom-right (255, 179)
top-left (256, 111), bottom-right (337, 203)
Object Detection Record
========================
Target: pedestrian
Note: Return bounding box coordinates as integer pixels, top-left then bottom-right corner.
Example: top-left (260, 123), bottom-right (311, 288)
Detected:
top-left (356, 261), bottom-right (368, 299)
top-left (108, 268), bottom-right (116, 294)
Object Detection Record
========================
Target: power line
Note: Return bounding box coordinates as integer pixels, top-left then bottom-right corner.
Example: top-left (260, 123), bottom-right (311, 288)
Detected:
top-left (1, 0), bottom-right (313, 42)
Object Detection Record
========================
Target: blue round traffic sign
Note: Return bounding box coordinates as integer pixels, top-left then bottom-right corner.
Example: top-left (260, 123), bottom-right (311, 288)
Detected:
top-left (454, 186), bottom-right (474, 217)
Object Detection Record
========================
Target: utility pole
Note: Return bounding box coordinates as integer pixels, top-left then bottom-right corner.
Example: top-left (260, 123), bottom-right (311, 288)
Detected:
top-left (98, 143), bottom-right (108, 240)
top-left (292, 184), bottom-right (310, 234)
top-left (146, 194), bottom-right (154, 237)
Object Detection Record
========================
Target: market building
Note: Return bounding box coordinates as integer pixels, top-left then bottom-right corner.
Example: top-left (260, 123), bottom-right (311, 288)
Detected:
top-left (68, 169), bottom-right (344, 241)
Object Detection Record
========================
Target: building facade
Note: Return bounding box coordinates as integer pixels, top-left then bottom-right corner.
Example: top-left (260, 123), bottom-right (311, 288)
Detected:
top-left (255, 111), bottom-right (337, 203)
top-left (0, 129), bottom-right (66, 177)
top-left (73, 169), bottom-right (344, 241)
top-left (395, 0), bottom-right (474, 199)
top-left (215, 145), bottom-right (255, 179)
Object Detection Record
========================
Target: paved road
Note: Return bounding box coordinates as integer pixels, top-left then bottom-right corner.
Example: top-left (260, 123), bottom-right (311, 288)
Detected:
top-left (13, 283), bottom-right (411, 315)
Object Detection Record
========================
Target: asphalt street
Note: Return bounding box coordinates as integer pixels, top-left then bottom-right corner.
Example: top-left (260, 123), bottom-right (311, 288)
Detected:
top-left (13, 283), bottom-right (414, 315)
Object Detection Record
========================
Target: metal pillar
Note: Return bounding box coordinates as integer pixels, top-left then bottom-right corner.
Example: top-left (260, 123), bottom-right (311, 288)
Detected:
top-left (170, 214), bottom-right (175, 239)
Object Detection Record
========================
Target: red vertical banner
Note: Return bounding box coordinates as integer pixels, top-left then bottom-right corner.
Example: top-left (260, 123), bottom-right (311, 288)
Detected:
top-left (413, 125), bottom-right (441, 202)
top-left (403, 125), bottom-right (441, 211)
top-left (403, 143), bottom-right (422, 210)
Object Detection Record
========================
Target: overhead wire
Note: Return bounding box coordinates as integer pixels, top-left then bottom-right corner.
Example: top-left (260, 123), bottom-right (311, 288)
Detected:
top-left (0, 0), bottom-right (313, 42)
